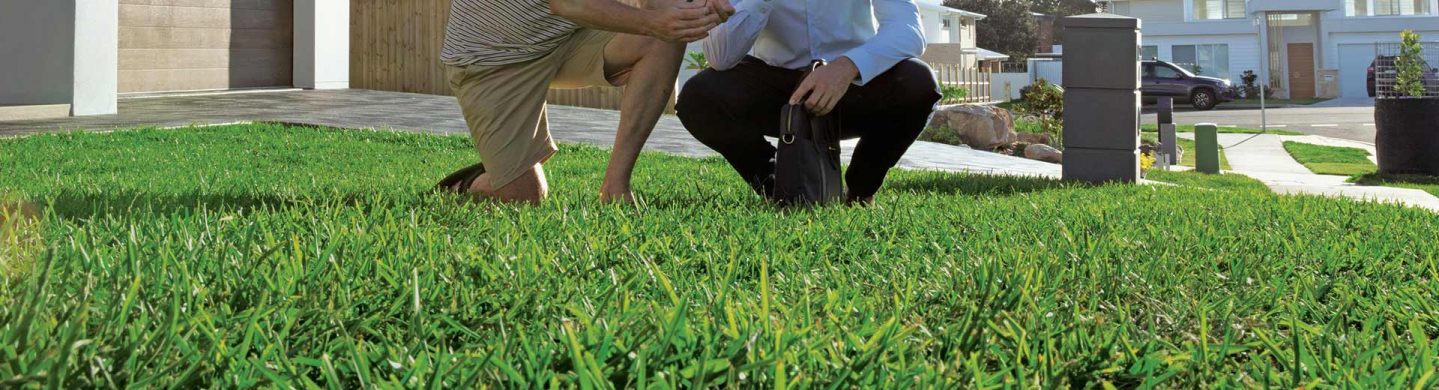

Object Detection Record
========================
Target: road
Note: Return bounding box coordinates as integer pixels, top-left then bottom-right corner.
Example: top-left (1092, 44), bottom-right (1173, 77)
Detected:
top-left (1139, 98), bottom-right (1377, 143)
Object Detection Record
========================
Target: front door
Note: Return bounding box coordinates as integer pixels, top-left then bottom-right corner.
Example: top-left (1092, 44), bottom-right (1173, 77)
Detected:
top-left (1287, 43), bottom-right (1316, 99)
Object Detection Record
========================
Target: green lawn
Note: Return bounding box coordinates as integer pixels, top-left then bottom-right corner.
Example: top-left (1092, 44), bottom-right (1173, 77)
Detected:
top-left (4, 124), bottom-right (1439, 388)
top-left (1352, 173), bottom-right (1439, 197)
top-left (1140, 124), bottom-right (1304, 136)
top-left (1281, 141), bottom-right (1378, 176)
top-left (1142, 133), bottom-right (1231, 170)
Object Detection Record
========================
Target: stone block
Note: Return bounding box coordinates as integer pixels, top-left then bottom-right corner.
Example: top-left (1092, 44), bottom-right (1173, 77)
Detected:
top-left (1061, 29), bottom-right (1140, 90)
top-left (1063, 148), bottom-right (1140, 183)
top-left (1159, 123), bottom-right (1179, 165)
top-left (1157, 97), bottom-right (1174, 124)
top-left (1063, 88), bottom-right (1139, 150)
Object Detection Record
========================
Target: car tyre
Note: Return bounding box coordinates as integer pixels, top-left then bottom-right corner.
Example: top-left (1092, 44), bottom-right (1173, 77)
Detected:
top-left (1191, 89), bottom-right (1217, 111)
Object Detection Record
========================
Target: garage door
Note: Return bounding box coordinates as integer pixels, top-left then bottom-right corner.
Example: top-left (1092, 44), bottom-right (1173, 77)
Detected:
top-left (119, 0), bottom-right (293, 93)
top-left (1338, 44), bottom-right (1379, 99)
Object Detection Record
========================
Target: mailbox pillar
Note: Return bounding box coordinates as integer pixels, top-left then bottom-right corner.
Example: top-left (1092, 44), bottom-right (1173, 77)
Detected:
top-left (1060, 14), bottom-right (1142, 183)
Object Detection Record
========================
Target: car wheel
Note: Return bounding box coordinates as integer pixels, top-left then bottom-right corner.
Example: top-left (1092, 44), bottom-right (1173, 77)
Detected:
top-left (1191, 89), bottom-right (1217, 111)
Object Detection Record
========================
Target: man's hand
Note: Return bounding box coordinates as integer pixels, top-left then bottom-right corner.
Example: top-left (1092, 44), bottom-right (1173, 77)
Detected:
top-left (645, 1), bottom-right (721, 43)
top-left (707, 0), bottom-right (736, 22)
top-left (789, 57), bottom-right (860, 116)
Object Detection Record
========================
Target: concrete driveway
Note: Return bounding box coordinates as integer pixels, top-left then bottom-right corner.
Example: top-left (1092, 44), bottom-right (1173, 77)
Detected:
top-left (1141, 97), bottom-right (1377, 143)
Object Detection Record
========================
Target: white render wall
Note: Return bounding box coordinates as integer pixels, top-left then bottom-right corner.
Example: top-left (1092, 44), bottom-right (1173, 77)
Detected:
top-left (72, 0), bottom-right (118, 115)
top-left (294, 0), bottom-right (351, 90)
top-left (1141, 33), bottom-right (1263, 80)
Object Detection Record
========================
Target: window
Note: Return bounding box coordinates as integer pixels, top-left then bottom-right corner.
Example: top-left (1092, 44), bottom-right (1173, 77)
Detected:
top-left (1192, 0), bottom-right (1246, 20)
top-left (1347, 0), bottom-right (1433, 16)
top-left (942, 19), bottom-right (951, 28)
top-left (1141, 45), bottom-right (1159, 60)
top-left (1173, 44), bottom-right (1230, 79)
top-left (1153, 65), bottom-right (1184, 79)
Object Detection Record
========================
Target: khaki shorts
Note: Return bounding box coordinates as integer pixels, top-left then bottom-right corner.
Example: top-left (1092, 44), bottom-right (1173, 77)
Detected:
top-left (447, 29), bottom-right (622, 188)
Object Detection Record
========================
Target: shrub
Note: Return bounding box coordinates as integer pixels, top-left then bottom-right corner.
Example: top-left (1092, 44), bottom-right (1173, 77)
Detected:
top-left (1017, 79), bottom-right (1064, 147)
top-left (941, 85), bottom-right (968, 101)
top-left (1394, 30), bottom-right (1427, 98)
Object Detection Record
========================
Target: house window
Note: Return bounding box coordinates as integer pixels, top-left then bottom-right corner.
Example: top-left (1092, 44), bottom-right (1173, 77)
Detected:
top-left (1173, 44), bottom-right (1231, 79)
top-left (942, 19), bottom-right (951, 28)
top-left (1347, 0), bottom-right (1434, 16)
top-left (1192, 0), bottom-right (1246, 20)
top-left (1141, 45), bottom-right (1159, 60)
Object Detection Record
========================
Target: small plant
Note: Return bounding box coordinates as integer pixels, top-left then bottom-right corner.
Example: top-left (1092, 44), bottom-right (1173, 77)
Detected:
top-left (1238, 70), bottom-right (1272, 99)
top-left (684, 50), bottom-right (709, 70)
top-left (1018, 79), bottom-right (1064, 147)
top-left (940, 85), bottom-right (968, 101)
top-left (1140, 151), bottom-right (1157, 174)
top-left (1394, 30), bottom-right (1427, 98)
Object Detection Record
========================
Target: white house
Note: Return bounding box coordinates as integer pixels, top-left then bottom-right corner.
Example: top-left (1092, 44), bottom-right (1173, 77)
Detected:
top-left (915, 0), bottom-right (992, 67)
top-left (1105, 0), bottom-right (1439, 99)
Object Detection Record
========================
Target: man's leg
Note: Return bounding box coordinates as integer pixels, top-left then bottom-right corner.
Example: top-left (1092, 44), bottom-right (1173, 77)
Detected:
top-left (448, 61), bottom-right (559, 204)
top-left (592, 17), bottom-right (687, 203)
top-left (837, 59), bottom-right (942, 203)
top-left (675, 59), bottom-right (799, 196)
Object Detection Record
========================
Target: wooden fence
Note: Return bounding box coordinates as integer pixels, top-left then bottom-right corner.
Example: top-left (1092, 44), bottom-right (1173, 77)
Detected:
top-left (349, 0), bottom-right (653, 111)
top-left (932, 63), bottom-right (993, 105)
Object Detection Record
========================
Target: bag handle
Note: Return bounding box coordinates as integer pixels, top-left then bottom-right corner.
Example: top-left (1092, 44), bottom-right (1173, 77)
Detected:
top-left (782, 60), bottom-right (829, 145)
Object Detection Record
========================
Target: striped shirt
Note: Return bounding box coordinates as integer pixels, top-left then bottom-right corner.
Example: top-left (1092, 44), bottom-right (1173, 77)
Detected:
top-left (441, 0), bottom-right (581, 66)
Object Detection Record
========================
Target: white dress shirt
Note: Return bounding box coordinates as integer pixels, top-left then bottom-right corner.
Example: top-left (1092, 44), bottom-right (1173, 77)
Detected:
top-left (702, 0), bottom-right (927, 85)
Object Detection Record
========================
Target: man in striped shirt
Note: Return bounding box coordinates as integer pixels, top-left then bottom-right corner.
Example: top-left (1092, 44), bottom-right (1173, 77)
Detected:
top-left (436, 0), bottom-right (733, 204)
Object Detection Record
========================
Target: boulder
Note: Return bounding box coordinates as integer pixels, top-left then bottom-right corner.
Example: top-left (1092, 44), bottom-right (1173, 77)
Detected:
top-left (1024, 144), bottom-right (1063, 164)
top-left (1017, 132), bottom-right (1052, 146)
top-left (926, 104), bottom-right (1017, 150)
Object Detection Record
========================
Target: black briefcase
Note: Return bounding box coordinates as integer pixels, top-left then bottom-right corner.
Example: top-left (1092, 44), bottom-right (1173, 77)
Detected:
top-left (774, 62), bottom-right (844, 206)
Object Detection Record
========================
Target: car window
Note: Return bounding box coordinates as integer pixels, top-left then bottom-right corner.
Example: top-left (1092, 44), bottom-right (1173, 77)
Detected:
top-left (1154, 65), bottom-right (1183, 79)
top-left (1143, 64), bottom-right (1156, 78)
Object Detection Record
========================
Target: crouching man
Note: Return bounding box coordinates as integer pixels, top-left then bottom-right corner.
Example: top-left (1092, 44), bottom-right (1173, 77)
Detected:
top-left (436, 0), bottom-right (734, 204)
top-left (675, 0), bottom-right (942, 204)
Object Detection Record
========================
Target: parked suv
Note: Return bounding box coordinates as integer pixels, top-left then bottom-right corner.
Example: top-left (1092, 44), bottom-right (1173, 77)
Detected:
top-left (1142, 60), bottom-right (1233, 110)
top-left (1367, 56), bottom-right (1439, 97)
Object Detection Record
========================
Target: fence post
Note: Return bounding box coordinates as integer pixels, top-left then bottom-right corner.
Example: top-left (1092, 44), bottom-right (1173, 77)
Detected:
top-left (1060, 14), bottom-right (1141, 184)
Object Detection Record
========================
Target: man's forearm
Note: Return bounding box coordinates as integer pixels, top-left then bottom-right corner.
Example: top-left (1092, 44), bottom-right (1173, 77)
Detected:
top-left (550, 0), bottom-right (656, 36)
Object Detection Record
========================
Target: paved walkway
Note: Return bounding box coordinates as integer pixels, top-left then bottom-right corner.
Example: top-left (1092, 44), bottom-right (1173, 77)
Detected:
top-left (1179, 132), bottom-right (1439, 211)
top-left (0, 89), bottom-right (1061, 178)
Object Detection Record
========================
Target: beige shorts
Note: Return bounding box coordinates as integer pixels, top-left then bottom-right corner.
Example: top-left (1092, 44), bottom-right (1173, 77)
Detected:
top-left (447, 29), bottom-right (621, 189)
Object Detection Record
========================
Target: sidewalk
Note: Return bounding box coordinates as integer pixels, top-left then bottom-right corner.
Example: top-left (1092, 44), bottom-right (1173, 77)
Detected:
top-left (1179, 133), bottom-right (1439, 211)
top-left (0, 89), bottom-right (1061, 178)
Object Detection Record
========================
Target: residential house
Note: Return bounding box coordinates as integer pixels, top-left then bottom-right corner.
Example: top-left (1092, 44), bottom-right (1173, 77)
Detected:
top-left (1105, 0), bottom-right (1439, 99)
top-left (0, 0), bottom-right (350, 121)
top-left (916, 0), bottom-right (993, 67)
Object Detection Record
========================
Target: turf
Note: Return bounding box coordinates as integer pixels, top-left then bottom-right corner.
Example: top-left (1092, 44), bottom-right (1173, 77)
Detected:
top-left (3, 124), bottom-right (1439, 388)
top-left (1141, 124), bottom-right (1304, 136)
top-left (1281, 142), bottom-right (1378, 176)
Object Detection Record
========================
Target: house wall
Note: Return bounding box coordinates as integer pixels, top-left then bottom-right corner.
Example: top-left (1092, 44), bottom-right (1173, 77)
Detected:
top-left (0, 1), bottom-right (76, 107)
top-left (1142, 34), bottom-right (1262, 81)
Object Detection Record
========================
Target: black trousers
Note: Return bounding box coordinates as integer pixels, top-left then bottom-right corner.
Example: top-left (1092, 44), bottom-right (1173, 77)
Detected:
top-left (675, 57), bottom-right (942, 200)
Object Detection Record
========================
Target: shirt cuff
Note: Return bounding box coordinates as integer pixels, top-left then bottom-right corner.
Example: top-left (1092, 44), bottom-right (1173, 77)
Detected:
top-left (738, 0), bottom-right (774, 15)
top-left (841, 48), bottom-right (884, 86)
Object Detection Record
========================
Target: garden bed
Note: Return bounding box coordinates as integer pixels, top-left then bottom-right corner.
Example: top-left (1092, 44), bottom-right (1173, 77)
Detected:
top-left (3, 124), bottom-right (1438, 388)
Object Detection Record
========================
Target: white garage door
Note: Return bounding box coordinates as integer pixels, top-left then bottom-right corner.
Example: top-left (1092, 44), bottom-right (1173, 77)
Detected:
top-left (119, 0), bottom-right (294, 93)
top-left (1338, 44), bottom-right (1380, 99)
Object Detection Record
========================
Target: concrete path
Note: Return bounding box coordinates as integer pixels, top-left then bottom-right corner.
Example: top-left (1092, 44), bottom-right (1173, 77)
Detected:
top-left (1179, 132), bottom-right (1439, 211)
top-left (0, 89), bottom-right (1060, 178)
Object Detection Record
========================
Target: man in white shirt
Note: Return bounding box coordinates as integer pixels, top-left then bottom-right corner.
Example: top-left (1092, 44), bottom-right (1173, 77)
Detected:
top-left (675, 0), bottom-right (941, 204)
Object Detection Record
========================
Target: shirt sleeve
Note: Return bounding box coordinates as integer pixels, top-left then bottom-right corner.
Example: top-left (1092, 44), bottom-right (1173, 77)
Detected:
top-left (840, 0), bottom-right (926, 85)
top-left (703, 0), bottom-right (776, 71)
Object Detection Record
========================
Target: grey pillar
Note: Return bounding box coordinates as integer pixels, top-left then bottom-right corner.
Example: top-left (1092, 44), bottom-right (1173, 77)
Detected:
top-left (1157, 97), bottom-right (1178, 166)
top-left (1060, 14), bottom-right (1141, 184)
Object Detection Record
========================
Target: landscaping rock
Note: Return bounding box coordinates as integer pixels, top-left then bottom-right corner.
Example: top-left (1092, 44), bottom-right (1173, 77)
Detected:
top-left (1017, 132), bottom-right (1052, 146)
top-left (1024, 144), bottom-right (1063, 163)
top-left (926, 104), bottom-right (1017, 150)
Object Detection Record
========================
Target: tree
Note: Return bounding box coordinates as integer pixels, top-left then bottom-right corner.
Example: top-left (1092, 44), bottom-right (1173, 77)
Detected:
top-left (1029, 0), bottom-right (1101, 45)
top-left (947, 0), bottom-right (1038, 61)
